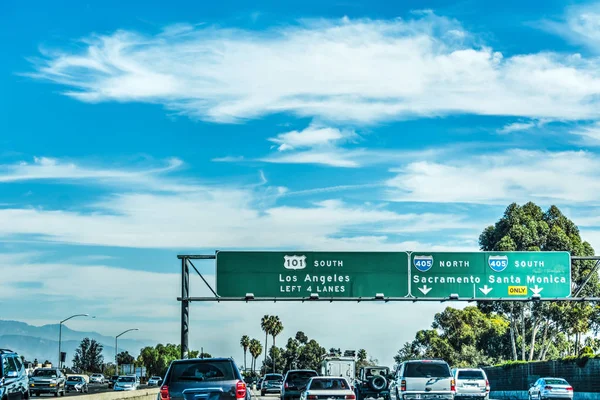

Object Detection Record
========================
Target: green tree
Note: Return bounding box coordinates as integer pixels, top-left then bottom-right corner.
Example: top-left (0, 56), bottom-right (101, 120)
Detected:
top-left (249, 339), bottom-right (263, 374)
top-left (328, 348), bottom-right (342, 356)
top-left (297, 339), bottom-right (326, 371)
top-left (240, 335), bottom-right (250, 372)
top-left (395, 306), bottom-right (511, 367)
top-left (270, 317), bottom-right (284, 372)
top-left (282, 338), bottom-right (301, 371)
top-left (72, 337), bottom-right (104, 373)
top-left (263, 346), bottom-right (285, 374)
top-left (261, 315), bottom-right (273, 368)
top-left (479, 202), bottom-right (599, 359)
top-left (357, 349), bottom-right (367, 363)
top-left (117, 351), bottom-right (135, 366)
top-left (295, 331), bottom-right (308, 344)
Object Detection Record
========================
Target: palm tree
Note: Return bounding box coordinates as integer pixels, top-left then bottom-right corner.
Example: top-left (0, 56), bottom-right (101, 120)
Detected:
top-left (240, 335), bottom-right (250, 372)
top-left (270, 316), bottom-right (284, 373)
top-left (261, 315), bottom-right (272, 368)
top-left (249, 339), bottom-right (262, 374)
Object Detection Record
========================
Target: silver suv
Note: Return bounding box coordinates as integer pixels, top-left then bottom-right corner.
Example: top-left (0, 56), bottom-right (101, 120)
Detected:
top-left (452, 369), bottom-right (489, 400)
top-left (393, 359), bottom-right (455, 400)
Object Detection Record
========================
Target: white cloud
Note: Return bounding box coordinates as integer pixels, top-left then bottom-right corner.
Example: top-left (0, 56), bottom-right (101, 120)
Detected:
top-left (268, 125), bottom-right (351, 151)
top-left (26, 15), bottom-right (600, 124)
top-left (0, 260), bottom-right (181, 319)
top-left (261, 150), bottom-right (360, 167)
top-left (498, 121), bottom-right (537, 134)
top-left (0, 155), bottom-right (479, 249)
top-left (386, 149), bottom-right (600, 205)
top-left (0, 193), bottom-right (475, 249)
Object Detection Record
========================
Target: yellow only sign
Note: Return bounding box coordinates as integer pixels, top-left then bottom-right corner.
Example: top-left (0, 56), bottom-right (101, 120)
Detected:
top-left (508, 286), bottom-right (528, 295)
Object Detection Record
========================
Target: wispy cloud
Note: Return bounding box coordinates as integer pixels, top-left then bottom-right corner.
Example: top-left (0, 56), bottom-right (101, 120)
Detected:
top-left (268, 124), bottom-right (354, 151)
top-left (0, 156), bottom-right (192, 192)
top-left (386, 149), bottom-right (600, 205)
top-left (570, 121), bottom-right (600, 145)
top-left (539, 2), bottom-right (600, 52)
top-left (26, 14), bottom-right (600, 124)
top-left (0, 156), bottom-right (476, 249)
top-left (498, 121), bottom-right (537, 134)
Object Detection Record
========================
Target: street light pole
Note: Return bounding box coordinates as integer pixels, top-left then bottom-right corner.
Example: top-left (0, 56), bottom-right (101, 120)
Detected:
top-left (115, 328), bottom-right (139, 376)
top-left (58, 314), bottom-right (89, 369)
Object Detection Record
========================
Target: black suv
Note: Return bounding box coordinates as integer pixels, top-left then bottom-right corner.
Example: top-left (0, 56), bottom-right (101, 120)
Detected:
top-left (159, 357), bottom-right (250, 400)
top-left (281, 370), bottom-right (318, 400)
top-left (28, 368), bottom-right (66, 397)
top-left (0, 348), bottom-right (30, 400)
top-left (355, 366), bottom-right (393, 400)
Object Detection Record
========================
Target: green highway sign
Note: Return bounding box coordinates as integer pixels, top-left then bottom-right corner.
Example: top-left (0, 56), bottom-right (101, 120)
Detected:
top-left (216, 251), bottom-right (409, 298)
top-left (410, 251), bottom-right (571, 299)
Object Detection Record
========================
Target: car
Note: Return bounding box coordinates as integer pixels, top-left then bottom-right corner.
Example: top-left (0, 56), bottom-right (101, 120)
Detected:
top-left (114, 376), bottom-right (139, 391)
top-left (452, 368), bottom-right (489, 400)
top-left (261, 374), bottom-right (284, 396)
top-left (28, 368), bottom-right (66, 397)
top-left (89, 374), bottom-right (105, 384)
top-left (148, 376), bottom-right (163, 387)
top-left (393, 359), bottom-right (455, 400)
top-left (300, 377), bottom-right (355, 400)
top-left (108, 375), bottom-right (119, 389)
top-left (528, 378), bottom-right (573, 400)
top-left (65, 376), bottom-right (88, 393)
top-left (355, 366), bottom-right (393, 400)
top-left (0, 348), bottom-right (30, 400)
top-left (281, 370), bottom-right (318, 400)
top-left (158, 357), bottom-right (251, 400)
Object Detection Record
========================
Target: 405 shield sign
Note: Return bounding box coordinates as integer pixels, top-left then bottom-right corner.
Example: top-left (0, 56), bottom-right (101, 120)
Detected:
top-left (215, 251), bottom-right (409, 298)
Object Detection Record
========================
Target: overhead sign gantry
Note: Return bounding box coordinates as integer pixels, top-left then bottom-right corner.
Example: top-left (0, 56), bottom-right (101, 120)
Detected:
top-left (176, 250), bottom-right (599, 359)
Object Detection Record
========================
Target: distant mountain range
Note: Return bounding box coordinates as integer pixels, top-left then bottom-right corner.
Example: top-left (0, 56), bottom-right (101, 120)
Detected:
top-left (0, 320), bottom-right (157, 367)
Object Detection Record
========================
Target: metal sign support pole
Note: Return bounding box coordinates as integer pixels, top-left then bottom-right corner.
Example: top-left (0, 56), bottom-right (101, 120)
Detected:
top-left (181, 257), bottom-right (190, 360)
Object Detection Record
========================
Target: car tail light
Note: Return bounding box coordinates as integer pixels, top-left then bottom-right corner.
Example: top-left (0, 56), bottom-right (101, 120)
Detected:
top-left (345, 394), bottom-right (356, 400)
top-left (236, 381), bottom-right (247, 399)
top-left (285, 382), bottom-right (289, 389)
top-left (308, 396), bottom-right (318, 400)
top-left (401, 380), bottom-right (406, 392)
top-left (160, 386), bottom-right (170, 400)
top-left (566, 387), bottom-right (573, 391)
top-left (485, 380), bottom-right (490, 391)
top-left (451, 379), bottom-right (456, 392)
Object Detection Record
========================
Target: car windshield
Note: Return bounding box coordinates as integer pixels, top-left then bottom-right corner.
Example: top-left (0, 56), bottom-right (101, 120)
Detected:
top-left (545, 379), bottom-right (568, 385)
top-left (457, 371), bottom-right (485, 380)
top-left (67, 377), bottom-right (82, 382)
top-left (151, 376), bottom-right (162, 379)
top-left (118, 377), bottom-right (135, 383)
top-left (309, 378), bottom-right (349, 390)
top-left (405, 363), bottom-right (451, 378)
top-left (265, 374), bottom-right (283, 381)
top-left (170, 360), bottom-right (235, 382)
top-left (287, 371), bottom-right (318, 387)
top-left (34, 370), bottom-right (57, 378)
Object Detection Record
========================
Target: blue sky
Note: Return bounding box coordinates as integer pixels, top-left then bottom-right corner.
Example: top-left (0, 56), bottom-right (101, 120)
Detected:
top-left (3, 0), bottom-right (600, 366)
